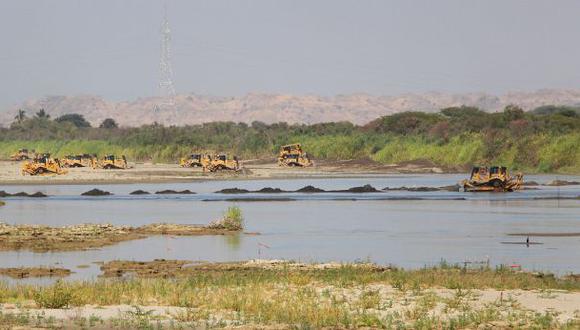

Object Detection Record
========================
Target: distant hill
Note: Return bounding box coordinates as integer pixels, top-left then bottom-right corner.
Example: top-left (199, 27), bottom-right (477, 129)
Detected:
top-left (2, 89), bottom-right (580, 127)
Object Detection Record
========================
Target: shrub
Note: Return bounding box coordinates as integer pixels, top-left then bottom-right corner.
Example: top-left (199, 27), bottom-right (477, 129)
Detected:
top-left (207, 206), bottom-right (244, 231)
top-left (33, 280), bottom-right (74, 308)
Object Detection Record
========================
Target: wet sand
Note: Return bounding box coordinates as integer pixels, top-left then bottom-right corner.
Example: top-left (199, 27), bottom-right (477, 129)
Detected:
top-left (0, 223), bottom-right (242, 252)
top-left (0, 159), bottom-right (448, 185)
top-left (0, 267), bottom-right (71, 279)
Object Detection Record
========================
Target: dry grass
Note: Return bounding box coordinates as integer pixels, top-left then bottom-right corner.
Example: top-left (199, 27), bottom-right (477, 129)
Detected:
top-left (0, 263), bottom-right (579, 328)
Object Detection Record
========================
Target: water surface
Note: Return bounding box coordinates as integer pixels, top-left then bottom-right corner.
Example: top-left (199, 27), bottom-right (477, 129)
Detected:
top-left (1, 174), bottom-right (579, 282)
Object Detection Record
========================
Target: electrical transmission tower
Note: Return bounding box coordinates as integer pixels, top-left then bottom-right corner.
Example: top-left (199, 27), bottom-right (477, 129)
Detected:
top-left (158, 2), bottom-right (176, 102)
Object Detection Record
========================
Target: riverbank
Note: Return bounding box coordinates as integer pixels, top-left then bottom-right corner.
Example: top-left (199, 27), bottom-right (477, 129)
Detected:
top-left (0, 260), bottom-right (579, 328)
top-left (0, 159), bottom-right (462, 185)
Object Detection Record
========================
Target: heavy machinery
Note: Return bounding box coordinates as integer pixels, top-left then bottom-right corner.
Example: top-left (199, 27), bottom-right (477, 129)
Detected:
top-left (204, 154), bottom-right (240, 172)
top-left (10, 149), bottom-right (35, 161)
top-left (62, 154), bottom-right (96, 168)
top-left (461, 166), bottom-right (523, 192)
top-left (277, 143), bottom-right (313, 167)
top-left (21, 153), bottom-right (67, 176)
top-left (94, 155), bottom-right (128, 169)
top-left (179, 153), bottom-right (211, 168)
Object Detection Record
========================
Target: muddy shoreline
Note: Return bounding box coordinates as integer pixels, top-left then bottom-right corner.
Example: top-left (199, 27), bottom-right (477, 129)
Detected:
top-left (0, 222), bottom-right (243, 252)
top-left (0, 160), bottom-right (473, 186)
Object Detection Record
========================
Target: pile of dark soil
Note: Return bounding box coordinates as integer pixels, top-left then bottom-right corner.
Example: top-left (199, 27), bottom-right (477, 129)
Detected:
top-left (130, 190), bottom-right (150, 195)
top-left (81, 189), bottom-right (112, 196)
top-left (215, 188), bottom-right (251, 194)
top-left (295, 185), bottom-right (326, 193)
top-left (155, 190), bottom-right (196, 194)
top-left (339, 184), bottom-right (380, 193)
top-left (254, 187), bottom-right (286, 193)
top-left (0, 191), bottom-right (48, 197)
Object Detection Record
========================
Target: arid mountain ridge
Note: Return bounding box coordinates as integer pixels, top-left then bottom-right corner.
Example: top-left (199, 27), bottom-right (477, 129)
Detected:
top-left (2, 89), bottom-right (580, 127)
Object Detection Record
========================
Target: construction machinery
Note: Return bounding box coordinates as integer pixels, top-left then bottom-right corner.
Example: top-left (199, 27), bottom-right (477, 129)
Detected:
top-left (179, 153), bottom-right (211, 168)
top-left (94, 155), bottom-right (128, 169)
top-left (62, 154), bottom-right (96, 168)
top-left (204, 154), bottom-right (240, 172)
top-left (277, 143), bottom-right (313, 167)
top-left (10, 149), bottom-right (35, 161)
top-left (21, 153), bottom-right (67, 176)
top-left (461, 166), bottom-right (523, 192)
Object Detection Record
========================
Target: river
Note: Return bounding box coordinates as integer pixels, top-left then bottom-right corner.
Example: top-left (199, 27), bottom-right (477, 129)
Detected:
top-left (1, 174), bottom-right (579, 283)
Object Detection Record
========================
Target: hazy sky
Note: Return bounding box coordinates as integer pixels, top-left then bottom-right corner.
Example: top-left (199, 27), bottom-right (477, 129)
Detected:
top-left (1, 0), bottom-right (579, 108)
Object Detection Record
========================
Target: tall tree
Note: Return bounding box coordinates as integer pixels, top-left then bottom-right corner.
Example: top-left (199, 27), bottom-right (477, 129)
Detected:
top-left (55, 113), bottom-right (91, 128)
top-left (35, 108), bottom-right (50, 119)
top-left (99, 118), bottom-right (118, 129)
top-left (13, 109), bottom-right (27, 123)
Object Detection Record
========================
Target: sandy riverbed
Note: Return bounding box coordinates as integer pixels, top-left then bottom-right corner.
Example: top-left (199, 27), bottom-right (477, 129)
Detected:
top-left (0, 159), bottom-right (448, 185)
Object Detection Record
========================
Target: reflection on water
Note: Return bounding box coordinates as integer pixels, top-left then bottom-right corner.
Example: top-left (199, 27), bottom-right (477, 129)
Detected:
top-left (0, 174), bottom-right (579, 282)
top-left (225, 233), bottom-right (242, 250)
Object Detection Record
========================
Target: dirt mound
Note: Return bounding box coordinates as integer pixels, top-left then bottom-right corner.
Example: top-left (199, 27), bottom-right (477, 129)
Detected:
top-left (339, 184), bottom-right (380, 193)
top-left (0, 267), bottom-right (72, 279)
top-left (155, 189), bottom-right (196, 194)
top-left (130, 190), bottom-right (150, 195)
top-left (545, 180), bottom-right (580, 186)
top-left (81, 189), bottom-right (112, 196)
top-left (295, 185), bottom-right (326, 193)
top-left (255, 187), bottom-right (286, 193)
top-left (215, 188), bottom-right (251, 194)
top-left (0, 191), bottom-right (48, 198)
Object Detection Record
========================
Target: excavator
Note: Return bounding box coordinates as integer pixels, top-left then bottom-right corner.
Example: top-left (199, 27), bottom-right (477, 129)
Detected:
top-left (461, 166), bottom-right (523, 192)
top-left (203, 154), bottom-right (240, 172)
top-left (21, 153), bottom-right (67, 176)
top-left (62, 154), bottom-right (96, 168)
top-left (10, 149), bottom-right (35, 161)
top-left (94, 155), bottom-right (128, 169)
top-left (179, 153), bottom-right (211, 168)
top-left (277, 143), bottom-right (313, 167)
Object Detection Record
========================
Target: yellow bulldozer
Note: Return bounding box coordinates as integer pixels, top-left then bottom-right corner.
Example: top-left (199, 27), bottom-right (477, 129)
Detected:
top-left (204, 154), bottom-right (241, 172)
top-left (21, 153), bottom-right (67, 176)
top-left (10, 149), bottom-right (35, 161)
top-left (62, 154), bottom-right (96, 168)
top-left (461, 166), bottom-right (523, 192)
top-left (179, 153), bottom-right (211, 168)
top-left (277, 143), bottom-right (313, 167)
top-left (94, 155), bottom-right (128, 169)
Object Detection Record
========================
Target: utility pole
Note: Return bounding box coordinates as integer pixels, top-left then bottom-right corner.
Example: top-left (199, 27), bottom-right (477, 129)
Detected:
top-left (158, 1), bottom-right (176, 105)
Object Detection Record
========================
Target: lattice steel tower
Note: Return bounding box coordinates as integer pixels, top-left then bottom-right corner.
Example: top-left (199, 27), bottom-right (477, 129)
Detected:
top-left (158, 2), bottom-right (176, 99)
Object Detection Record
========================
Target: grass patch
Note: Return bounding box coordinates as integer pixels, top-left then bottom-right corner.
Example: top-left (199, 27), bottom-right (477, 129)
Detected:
top-left (1, 264), bottom-right (579, 328)
top-left (208, 206), bottom-right (244, 231)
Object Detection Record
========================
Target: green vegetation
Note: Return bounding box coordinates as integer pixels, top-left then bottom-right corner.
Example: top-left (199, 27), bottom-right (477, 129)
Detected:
top-left (0, 264), bottom-right (579, 328)
top-left (221, 206), bottom-right (244, 231)
top-left (2, 105), bottom-right (579, 173)
top-left (207, 206), bottom-right (244, 231)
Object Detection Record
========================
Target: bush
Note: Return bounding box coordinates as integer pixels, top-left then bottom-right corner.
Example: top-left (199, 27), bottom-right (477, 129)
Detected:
top-left (208, 206), bottom-right (244, 231)
top-left (33, 280), bottom-right (74, 308)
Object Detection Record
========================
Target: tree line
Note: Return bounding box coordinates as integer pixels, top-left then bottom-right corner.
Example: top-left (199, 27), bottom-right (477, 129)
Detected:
top-left (1, 104), bottom-right (579, 172)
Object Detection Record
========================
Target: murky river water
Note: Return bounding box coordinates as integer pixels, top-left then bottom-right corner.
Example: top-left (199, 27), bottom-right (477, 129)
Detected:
top-left (1, 174), bottom-right (579, 282)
